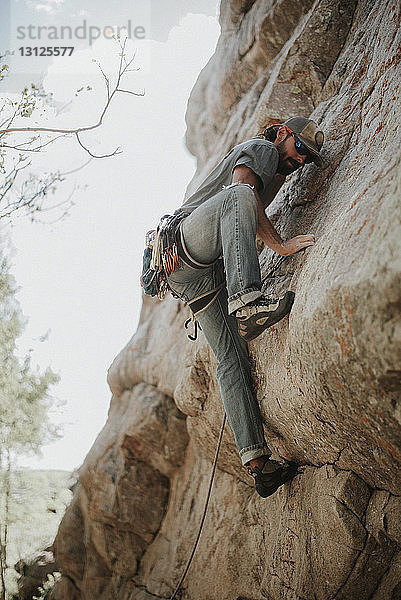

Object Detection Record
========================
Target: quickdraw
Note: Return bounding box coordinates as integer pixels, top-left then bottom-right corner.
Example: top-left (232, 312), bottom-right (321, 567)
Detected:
top-left (162, 241), bottom-right (180, 276)
top-left (143, 212), bottom-right (186, 300)
top-left (184, 317), bottom-right (202, 341)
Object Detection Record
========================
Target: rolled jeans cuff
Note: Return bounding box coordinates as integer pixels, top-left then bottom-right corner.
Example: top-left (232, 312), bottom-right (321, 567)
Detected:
top-left (240, 444), bottom-right (272, 466)
top-left (228, 288), bottom-right (262, 315)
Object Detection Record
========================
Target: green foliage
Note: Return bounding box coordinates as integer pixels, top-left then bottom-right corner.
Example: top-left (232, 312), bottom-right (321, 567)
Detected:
top-left (5, 82), bottom-right (53, 120)
top-left (5, 471), bottom-right (71, 598)
top-left (33, 572), bottom-right (61, 600)
top-left (0, 64), bottom-right (9, 83)
top-left (5, 471), bottom-right (72, 558)
top-left (0, 257), bottom-right (60, 456)
top-left (0, 251), bottom-right (64, 599)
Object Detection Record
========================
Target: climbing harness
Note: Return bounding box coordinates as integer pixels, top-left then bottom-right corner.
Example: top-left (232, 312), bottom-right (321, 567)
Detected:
top-left (175, 221), bottom-right (214, 271)
top-left (169, 412), bottom-right (227, 600)
top-left (184, 283), bottom-right (225, 341)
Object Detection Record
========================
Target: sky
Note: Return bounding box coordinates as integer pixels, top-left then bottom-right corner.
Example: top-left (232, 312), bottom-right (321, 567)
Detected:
top-left (1, 0), bottom-right (220, 471)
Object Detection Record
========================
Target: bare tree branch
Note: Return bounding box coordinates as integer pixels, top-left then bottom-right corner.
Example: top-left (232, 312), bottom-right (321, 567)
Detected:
top-left (0, 38), bottom-right (144, 220)
top-left (0, 170), bottom-right (65, 220)
top-left (75, 132), bottom-right (121, 159)
top-left (96, 62), bottom-right (111, 100)
top-left (1, 134), bottom-right (68, 153)
top-left (116, 89), bottom-right (144, 96)
top-left (0, 39), bottom-right (144, 162)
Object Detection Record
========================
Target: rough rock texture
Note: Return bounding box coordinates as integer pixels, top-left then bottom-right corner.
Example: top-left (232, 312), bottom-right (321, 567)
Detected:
top-left (51, 1), bottom-right (401, 599)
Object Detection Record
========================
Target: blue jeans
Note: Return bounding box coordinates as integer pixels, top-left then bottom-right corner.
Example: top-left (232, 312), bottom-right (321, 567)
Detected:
top-left (167, 184), bottom-right (272, 465)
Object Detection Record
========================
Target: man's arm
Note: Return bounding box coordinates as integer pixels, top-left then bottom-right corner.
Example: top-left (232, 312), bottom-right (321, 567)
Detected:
top-left (262, 172), bottom-right (286, 208)
top-left (231, 165), bottom-right (315, 256)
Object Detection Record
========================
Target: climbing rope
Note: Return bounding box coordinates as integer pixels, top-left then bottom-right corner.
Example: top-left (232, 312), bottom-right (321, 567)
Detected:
top-left (169, 413), bottom-right (226, 600)
top-left (168, 254), bottom-right (290, 599)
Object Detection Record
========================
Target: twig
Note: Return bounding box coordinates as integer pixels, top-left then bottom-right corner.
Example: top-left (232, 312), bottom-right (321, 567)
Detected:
top-left (1, 134), bottom-right (68, 152)
top-left (75, 132), bottom-right (121, 159)
top-left (0, 38), bottom-right (143, 160)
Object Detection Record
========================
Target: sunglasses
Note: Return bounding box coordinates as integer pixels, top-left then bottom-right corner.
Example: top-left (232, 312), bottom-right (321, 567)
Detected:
top-left (283, 126), bottom-right (313, 163)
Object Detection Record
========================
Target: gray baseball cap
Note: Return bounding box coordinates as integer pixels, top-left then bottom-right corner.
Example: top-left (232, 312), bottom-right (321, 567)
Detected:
top-left (283, 117), bottom-right (325, 167)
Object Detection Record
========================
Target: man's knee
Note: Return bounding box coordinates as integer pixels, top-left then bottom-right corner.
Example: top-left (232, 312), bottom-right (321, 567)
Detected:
top-left (234, 184), bottom-right (258, 216)
top-left (236, 183), bottom-right (257, 205)
top-left (223, 183), bottom-right (257, 215)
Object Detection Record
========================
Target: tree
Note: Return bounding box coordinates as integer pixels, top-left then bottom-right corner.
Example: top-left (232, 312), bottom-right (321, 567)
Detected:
top-left (0, 253), bottom-right (60, 600)
top-left (0, 38), bottom-right (143, 221)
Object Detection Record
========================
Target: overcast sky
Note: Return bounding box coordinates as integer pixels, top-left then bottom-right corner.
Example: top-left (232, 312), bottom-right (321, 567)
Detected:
top-left (2, 0), bottom-right (220, 471)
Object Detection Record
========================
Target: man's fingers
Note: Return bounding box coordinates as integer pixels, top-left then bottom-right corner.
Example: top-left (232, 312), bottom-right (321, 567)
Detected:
top-left (280, 234), bottom-right (316, 256)
top-left (300, 240), bottom-right (315, 248)
top-left (296, 234), bottom-right (315, 249)
top-left (295, 234), bottom-right (315, 243)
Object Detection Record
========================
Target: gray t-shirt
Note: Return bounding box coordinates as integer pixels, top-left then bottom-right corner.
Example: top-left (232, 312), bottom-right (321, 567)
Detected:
top-left (179, 138), bottom-right (279, 215)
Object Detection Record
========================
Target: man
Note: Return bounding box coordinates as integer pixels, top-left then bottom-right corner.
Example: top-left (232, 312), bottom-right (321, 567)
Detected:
top-left (167, 116), bottom-right (324, 498)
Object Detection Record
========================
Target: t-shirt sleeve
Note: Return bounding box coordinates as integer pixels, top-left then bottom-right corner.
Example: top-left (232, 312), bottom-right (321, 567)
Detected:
top-left (232, 142), bottom-right (279, 194)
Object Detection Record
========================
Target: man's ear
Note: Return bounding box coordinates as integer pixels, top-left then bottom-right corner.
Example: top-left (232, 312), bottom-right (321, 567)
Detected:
top-left (275, 125), bottom-right (288, 144)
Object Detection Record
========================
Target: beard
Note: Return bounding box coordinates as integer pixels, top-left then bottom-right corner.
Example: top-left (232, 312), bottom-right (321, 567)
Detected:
top-left (276, 140), bottom-right (301, 175)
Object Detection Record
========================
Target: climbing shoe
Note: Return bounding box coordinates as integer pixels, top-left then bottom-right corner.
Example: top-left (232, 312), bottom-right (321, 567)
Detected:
top-left (235, 290), bottom-right (295, 342)
top-left (247, 458), bottom-right (299, 498)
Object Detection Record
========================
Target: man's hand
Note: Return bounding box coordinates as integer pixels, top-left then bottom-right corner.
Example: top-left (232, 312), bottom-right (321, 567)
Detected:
top-left (278, 234), bottom-right (315, 256)
top-left (255, 190), bottom-right (315, 256)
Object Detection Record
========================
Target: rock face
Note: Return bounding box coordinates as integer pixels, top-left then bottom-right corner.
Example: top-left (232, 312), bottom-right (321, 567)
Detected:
top-left (51, 1), bottom-right (401, 599)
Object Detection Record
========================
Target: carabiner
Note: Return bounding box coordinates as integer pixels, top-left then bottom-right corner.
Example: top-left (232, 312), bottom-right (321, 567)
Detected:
top-left (184, 317), bottom-right (201, 341)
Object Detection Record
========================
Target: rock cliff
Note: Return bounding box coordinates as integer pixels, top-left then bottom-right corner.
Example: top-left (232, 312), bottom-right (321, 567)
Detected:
top-left (51, 1), bottom-right (401, 599)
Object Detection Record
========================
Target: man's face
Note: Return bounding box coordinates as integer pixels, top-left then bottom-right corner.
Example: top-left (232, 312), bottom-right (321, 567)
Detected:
top-left (275, 132), bottom-right (311, 176)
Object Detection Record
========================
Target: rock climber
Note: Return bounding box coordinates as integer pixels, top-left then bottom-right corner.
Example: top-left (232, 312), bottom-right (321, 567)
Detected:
top-left (166, 116), bottom-right (325, 498)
